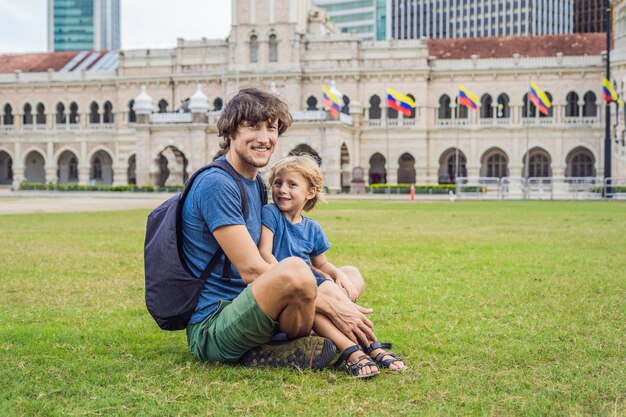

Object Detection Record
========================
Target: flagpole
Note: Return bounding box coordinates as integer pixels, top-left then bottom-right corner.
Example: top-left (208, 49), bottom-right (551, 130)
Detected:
top-left (525, 78), bottom-right (530, 183)
top-left (385, 86), bottom-right (390, 193)
top-left (455, 99), bottom-right (459, 182)
top-left (603, 0), bottom-right (612, 197)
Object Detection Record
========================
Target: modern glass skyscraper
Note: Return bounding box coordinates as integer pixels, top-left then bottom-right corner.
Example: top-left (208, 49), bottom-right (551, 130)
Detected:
top-left (314, 0), bottom-right (386, 40)
top-left (573, 0), bottom-right (606, 33)
top-left (388, 0), bottom-right (574, 40)
top-left (48, 0), bottom-right (121, 52)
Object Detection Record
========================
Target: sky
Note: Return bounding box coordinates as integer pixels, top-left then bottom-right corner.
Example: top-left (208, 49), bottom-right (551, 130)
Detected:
top-left (0, 0), bottom-right (232, 54)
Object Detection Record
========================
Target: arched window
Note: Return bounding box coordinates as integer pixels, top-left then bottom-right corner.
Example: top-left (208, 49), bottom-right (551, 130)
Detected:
top-left (496, 94), bottom-right (510, 118)
top-left (23, 103), bottom-right (33, 125)
top-left (89, 102), bottom-right (100, 124)
top-left (69, 102), bottom-right (79, 124)
top-left (565, 92), bottom-right (579, 117)
top-left (524, 149), bottom-right (551, 178)
top-left (481, 149), bottom-right (509, 178)
top-left (583, 91), bottom-right (597, 117)
top-left (455, 97), bottom-right (468, 119)
top-left (69, 157), bottom-right (78, 181)
top-left (341, 95), bottom-right (350, 115)
top-left (566, 147), bottom-right (595, 177)
top-left (438, 95), bottom-right (451, 119)
top-left (438, 149), bottom-right (467, 183)
top-left (128, 100), bottom-right (136, 123)
top-left (480, 94), bottom-right (493, 118)
top-left (397, 153), bottom-right (416, 183)
top-left (3, 104), bottom-right (14, 125)
top-left (289, 144), bottom-right (322, 166)
top-left (103, 101), bottom-right (114, 123)
top-left (405, 94), bottom-right (416, 118)
top-left (269, 34), bottom-right (278, 62)
top-left (522, 93), bottom-right (537, 118)
top-left (56, 102), bottom-right (66, 124)
top-left (36, 103), bottom-right (46, 124)
top-left (369, 95), bottom-right (381, 119)
top-left (213, 97), bottom-right (223, 111)
top-left (250, 35), bottom-right (258, 63)
top-left (92, 156), bottom-right (102, 180)
top-left (368, 153), bottom-right (386, 184)
top-left (158, 99), bottom-right (168, 113)
top-left (306, 96), bottom-right (318, 111)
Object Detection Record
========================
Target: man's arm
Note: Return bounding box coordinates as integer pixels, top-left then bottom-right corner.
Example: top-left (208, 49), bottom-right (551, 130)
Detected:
top-left (213, 224), bottom-right (272, 284)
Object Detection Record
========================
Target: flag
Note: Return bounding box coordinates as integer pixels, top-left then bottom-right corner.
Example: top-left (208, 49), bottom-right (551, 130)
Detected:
top-left (458, 85), bottom-right (479, 110)
top-left (322, 85), bottom-right (342, 116)
top-left (529, 81), bottom-right (552, 115)
top-left (386, 88), bottom-right (415, 116)
top-left (602, 78), bottom-right (625, 105)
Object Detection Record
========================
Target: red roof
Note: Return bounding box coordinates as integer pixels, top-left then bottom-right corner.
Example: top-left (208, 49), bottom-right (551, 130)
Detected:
top-left (0, 50), bottom-right (116, 73)
top-left (427, 33), bottom-right (606, 59)
top-left (0, 52), bottom-right (80, 73)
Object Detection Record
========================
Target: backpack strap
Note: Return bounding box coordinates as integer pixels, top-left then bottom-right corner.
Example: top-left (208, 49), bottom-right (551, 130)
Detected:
top-left (179, 159), bottom-right (266, 284)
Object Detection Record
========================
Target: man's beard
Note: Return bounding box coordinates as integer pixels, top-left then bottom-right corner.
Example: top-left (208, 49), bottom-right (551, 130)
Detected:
top-left (235, 147), bottom-right (270, 168)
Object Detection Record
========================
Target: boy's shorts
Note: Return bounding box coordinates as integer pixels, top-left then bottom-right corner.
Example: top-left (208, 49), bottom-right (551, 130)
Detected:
top-left (186, 286), bottom-right (279, 363)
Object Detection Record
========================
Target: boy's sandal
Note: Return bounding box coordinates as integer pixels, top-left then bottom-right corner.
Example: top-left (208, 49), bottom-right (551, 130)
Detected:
top-left (365, 342), bottom-right (406, 372)
top-left (333, 344), bottom-right (380, 379)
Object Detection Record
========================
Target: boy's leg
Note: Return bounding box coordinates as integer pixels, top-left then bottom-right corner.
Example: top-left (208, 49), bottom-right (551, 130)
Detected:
top-left (313, 313), bottom-right (378, 377)
top-left (339, 265), bottom-right (365, 299)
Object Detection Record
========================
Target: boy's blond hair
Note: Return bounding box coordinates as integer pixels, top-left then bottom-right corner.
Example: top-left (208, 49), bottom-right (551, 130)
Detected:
top-left (268, 154), bottom-right (325, 212)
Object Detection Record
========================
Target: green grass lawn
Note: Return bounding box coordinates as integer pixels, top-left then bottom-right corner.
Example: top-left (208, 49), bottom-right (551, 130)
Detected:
top-left (1, 201), bottom-right (625, 416)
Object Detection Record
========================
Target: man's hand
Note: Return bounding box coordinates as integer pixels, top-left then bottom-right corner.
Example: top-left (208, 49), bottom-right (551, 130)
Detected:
top-left (316, 283), bottom-right (374, 346)
top-left (335, 270), bottom-right (359, 302)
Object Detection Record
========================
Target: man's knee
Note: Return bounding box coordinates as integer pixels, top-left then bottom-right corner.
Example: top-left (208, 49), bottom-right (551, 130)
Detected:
top-left (276, 257), bottom-right (317, 300)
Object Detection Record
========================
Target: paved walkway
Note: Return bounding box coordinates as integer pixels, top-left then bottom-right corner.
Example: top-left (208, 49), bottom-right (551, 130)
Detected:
top-left (0, 190), bottom-right (449, 215)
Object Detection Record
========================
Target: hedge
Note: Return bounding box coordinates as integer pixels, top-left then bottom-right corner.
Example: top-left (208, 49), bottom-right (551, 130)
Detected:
top-left (19, 183), bottom-right (158, 192)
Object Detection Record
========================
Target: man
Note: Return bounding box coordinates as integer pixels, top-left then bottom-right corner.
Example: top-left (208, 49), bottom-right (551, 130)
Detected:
top-left (182, 88), bottom-right (374, 368)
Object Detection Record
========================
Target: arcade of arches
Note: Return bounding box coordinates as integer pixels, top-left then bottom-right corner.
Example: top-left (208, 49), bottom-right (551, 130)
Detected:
top-left (0, 144), bottom-right (598, 188)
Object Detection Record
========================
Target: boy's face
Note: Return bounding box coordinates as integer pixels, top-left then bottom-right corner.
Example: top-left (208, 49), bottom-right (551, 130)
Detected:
top-left (230, 119), bottom-right (278, 170)
top-left (271, 169), bottom-right (316, 217)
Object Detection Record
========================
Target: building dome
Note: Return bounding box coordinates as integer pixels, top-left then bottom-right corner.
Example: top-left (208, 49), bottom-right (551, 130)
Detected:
top-left (188, 84), bottom-right (209, 113)
top-left (133, 86), bottom-right (153, 114)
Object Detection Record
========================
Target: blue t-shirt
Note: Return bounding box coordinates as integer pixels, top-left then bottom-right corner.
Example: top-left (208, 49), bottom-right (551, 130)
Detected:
top-left (181, 159), bottom-right (264, 324)
top-left (261, 203), bottom-right (331, 267)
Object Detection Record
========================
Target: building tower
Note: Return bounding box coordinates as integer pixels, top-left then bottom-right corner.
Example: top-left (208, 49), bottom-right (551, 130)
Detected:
top-left (573, 0), bottom-right (606, 33)
top-left (387, 0), bottom-right (574, 40)
top-left (48, 0), bottom-right (121, 52)
top-left (313, 0), bottom-right (387, 40)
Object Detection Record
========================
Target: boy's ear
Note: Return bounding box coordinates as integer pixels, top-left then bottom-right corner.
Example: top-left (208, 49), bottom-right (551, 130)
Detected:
top-left (306, 187), bottom-right (316, 200)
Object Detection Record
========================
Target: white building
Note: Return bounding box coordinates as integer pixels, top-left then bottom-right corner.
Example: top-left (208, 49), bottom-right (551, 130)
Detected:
top-left (1, 0), bottom-right (625, 192)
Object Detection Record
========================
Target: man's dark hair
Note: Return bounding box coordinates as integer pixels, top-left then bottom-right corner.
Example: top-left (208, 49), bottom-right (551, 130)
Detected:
top-left (217, 88), bottom-right (293, 153)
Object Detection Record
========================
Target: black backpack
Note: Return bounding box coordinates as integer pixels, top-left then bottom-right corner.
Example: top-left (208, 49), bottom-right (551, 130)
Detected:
top-left (144, 159), bottom-right (268, 330)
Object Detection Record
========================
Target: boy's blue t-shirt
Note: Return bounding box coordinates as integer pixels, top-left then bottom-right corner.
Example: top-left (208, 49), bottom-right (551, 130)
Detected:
top-left (261, 203), bottom-right (331, 266)
top-left (181, 160), bottom-right (263, 324)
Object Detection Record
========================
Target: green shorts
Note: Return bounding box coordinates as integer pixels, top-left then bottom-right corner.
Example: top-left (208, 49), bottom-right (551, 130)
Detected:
top-left (186, 286), bottom-right (279, 363)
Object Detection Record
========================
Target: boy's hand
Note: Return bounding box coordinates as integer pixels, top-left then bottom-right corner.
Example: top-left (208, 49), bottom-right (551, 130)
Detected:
top-left (335, 270), bottom-right (358, 302)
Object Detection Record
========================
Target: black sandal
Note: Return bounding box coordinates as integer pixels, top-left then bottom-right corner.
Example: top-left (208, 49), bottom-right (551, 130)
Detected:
top-left (365, 342), bottom-right (406, 372)
top-left (333, 345), bottom-right (380, 379)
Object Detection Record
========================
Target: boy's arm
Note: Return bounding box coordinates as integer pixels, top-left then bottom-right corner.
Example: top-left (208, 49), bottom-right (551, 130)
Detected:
top-left (311, 253), bottom-right (359, 302)
top-left (258, 225), bottom-right (279, 265)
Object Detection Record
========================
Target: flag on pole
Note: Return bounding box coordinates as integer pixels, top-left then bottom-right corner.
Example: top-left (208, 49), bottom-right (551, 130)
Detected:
top-left (322, 85), bottom-right (342, 116)
top-left (529, 81), bottom-right (552, 115)
top-left (458, 85), bottom-right (479, 110)
top-left (602, 78), bottom-right (625, 105)
top-left (386, 88), bottom-right (415, 116)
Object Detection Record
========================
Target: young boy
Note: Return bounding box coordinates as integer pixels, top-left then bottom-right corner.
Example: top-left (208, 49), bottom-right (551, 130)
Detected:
top-left (259, 155), bottom-right (405, 378)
